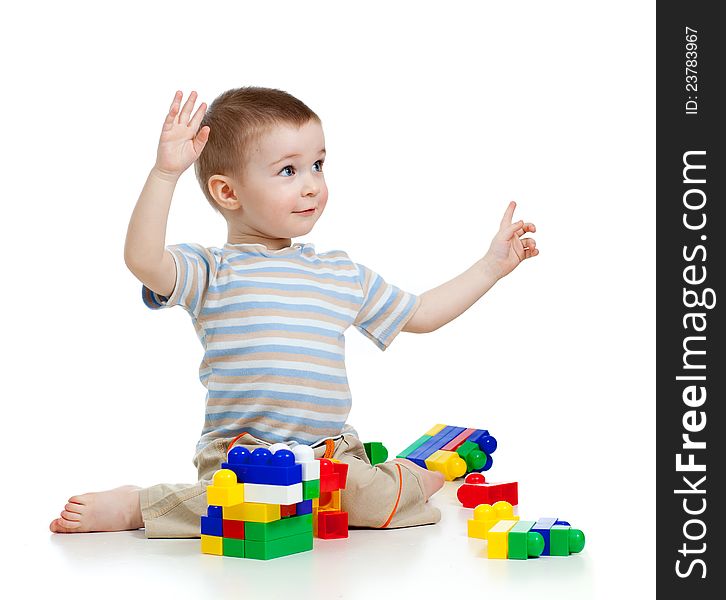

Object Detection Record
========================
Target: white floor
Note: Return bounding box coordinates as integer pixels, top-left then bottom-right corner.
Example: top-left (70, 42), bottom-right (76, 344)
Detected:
top-left (19, 480), bottom-right (652, 600)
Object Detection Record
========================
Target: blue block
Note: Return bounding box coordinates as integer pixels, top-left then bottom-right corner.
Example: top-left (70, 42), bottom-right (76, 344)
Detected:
top-left (207, 505), bottom-right (223, 518)
top-left (467, 429), bottom-right (498, 454)
top-left (222, 446), bottom-right (302, 485)
top-left (407, 426), bottom-right (466, 467)
top-left (532, 517), bottom-right (558, 556)
top-left (201, 515), bottom-right (223, 537)
top-left (296, 499), bottom-right (313, 515)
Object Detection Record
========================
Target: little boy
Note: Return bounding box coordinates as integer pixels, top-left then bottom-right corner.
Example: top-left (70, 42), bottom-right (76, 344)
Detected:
top-left (50, 87), bottom-right (538, 536)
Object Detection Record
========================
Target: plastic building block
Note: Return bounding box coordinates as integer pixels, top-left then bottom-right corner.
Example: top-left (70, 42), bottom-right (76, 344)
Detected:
top-left (456, 441), bottom-right (488, 472)
top-left (206, 469), bottom-right (245, 507)
top-left (396, 434), bottom-right (432, 459)
top-left (245, 513), bottom-right (313, 542)
top-left (222, 519), bottom-right (246, 539)
top-left (441, 428), bottom-right (476, 452)
top-left (467, 501), bottom-right (518, 540)
top-left (222, 446), bottom-right (302, 486)
top-left (549, 525), bottom-right (586, 556)
top-left (245, 531), bottom-right (313, 560)
top-left (488, 519), bottom-right (519, 559)
top-left (407, 426), bottom-right (466, 467)
top-left (467, 429), bottom-right (498, 454)
top-left (201, 514), bottom-right (223, 537)
top-left (363, 442), bottom-right (389, 465)
top-left (223, 501), bottom-right (281, 523)
top-left (222, 537), bottom-right (246, 558)
top-left (424, 449), bottom-right (467, 481)
top-left (280, 503), bottom-right (297, 518)
top-left (397, 424), bottom-right (498, 478)
top-left (302, 479), bottom-right (320, 500)
top-left (532, 517), bottom-right (558, 556)
top-left (207, 505), bottom-right (222, 518)
top-left (507, 520), bottom-right (545, 560)
top-left (201, 534), bottom-right (223, 555)
top-left (425, 424), bottom-right (447, 436)
top-left (244, 482), bottom-right (303, 505)
top-left (318, 489), bottom-right (341, 512)
top-left (296, 499), bottom-right (313, 515)
top-left (316, 510), bottom-right (349, 539)
top-left (457, 473), bottom-right (519, 508)
top-left (291, 444), bottom-right (320, 481)
top-left (319, 459), bottom-right (348, 492)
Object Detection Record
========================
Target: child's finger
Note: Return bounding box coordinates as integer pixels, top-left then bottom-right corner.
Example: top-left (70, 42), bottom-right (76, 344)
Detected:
top-left (178, 90), bottom-right (198, 124)
top-left (189, 102), bottom-right (207, 131)
top-left (500, 201), bottom-right (516, 229)
top-left (503, 219), bottom-right (524, 239)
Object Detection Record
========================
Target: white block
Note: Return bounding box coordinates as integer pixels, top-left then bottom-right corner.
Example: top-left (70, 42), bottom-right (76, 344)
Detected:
top-left (300, 460), bottom-right (320, 481)
top-left (244, 482), bottom-right (303, 505)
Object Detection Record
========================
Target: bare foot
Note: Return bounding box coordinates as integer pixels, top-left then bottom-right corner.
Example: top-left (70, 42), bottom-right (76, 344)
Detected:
top-left (49, 485), bottom-right (144, 533)
top-left (392, 458), bottom-right (445, 499)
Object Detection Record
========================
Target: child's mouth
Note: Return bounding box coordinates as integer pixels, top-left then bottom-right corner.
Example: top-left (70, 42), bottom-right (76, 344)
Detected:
top-left (294, 208), bottom-right (316, 215)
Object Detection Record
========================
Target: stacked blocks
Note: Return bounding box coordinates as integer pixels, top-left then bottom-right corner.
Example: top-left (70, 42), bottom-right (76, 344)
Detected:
top-left (315, 458), bottom-right (349, 539)
top-left (201, 442), bottom-right (349, 560)
top-left (397, 424), bottom-right (498, 480)
top-left (466, 501), bottom-right (585, 560)
top-left (457, 472), bottom-right (519, 507)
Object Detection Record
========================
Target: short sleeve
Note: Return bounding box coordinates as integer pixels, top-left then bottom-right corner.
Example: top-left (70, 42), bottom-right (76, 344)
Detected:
top-left (141, 243), bottom-right (217, 318)
top-left (353, 263), bottom-right (421, 351)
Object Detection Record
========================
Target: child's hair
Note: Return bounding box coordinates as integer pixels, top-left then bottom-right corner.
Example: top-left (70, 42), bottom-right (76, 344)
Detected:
top-left (194, 86), bottom-right (321, 212)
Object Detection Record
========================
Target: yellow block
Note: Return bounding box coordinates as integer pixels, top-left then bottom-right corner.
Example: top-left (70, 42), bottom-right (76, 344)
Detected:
top-left (424, 450), bottom-right (467, 481)
top-left (206, 469), bottom-right (245, 507)
top-left (467, 502), bottom-right (519, 540)
top-left (200, 535), bottom-right (222, 555)
top-left (488, 519), bottom-right (518, 559)
top-left (318, 489), bottom-right (341, 511)
top-left (223, 501), bottom-right (280, 523)
top-left (425, 423), bottom-right (447, 436)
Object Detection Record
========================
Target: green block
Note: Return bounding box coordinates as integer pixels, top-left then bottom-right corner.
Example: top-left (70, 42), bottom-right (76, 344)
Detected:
top-left (222, 537), bottom-right (245, 558)
top-left (456, 440), bottom-right (487, 471)
top-left (550, 525), bottom-right (586, 556)
top-left (244, 531), bottom-right (313, 560)
top-left (245, 514), bottom-right (313, 542)
top-left (302, 479), bottom-right (320, 500)
top-left (396, 434), bottom-right (431, 459)
top-left (363, 442), bottom-right (389, 465)
top-left (508, 521), bottom-right (544, 559)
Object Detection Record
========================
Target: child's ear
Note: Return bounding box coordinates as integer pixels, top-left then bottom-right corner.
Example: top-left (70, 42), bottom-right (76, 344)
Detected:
top-left (208, 175), bottom-right (241, 211)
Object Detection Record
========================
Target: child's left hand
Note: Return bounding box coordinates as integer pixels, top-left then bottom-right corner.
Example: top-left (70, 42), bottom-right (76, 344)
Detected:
top-left (483, 201), bottom-right (538, 280)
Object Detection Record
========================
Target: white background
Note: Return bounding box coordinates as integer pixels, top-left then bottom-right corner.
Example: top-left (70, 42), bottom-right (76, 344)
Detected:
top-left (2, 1), bottom-right (654, 598)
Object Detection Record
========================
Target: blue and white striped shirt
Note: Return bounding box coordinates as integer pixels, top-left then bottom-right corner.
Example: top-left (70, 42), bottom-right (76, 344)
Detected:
top-left (143, 242), bottom-right (420, 452)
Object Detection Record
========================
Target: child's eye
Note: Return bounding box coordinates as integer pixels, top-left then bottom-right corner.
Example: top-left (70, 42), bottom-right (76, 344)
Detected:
top-left (279, 165), bottom-right (295, 177)
top-left (313, 160), bottom-right (324, 173)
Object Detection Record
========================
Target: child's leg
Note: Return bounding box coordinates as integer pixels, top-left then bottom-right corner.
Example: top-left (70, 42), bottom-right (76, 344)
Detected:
top-left (49, 434), bottom-right (266, 537)
top-left (331, 434), bottom-right (445, 529)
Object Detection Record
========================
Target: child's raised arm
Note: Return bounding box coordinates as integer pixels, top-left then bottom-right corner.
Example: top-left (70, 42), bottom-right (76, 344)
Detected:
top-left (124, 91), bottom-right (209, 297)
top-left (403, 201), bottom-right (538, 334)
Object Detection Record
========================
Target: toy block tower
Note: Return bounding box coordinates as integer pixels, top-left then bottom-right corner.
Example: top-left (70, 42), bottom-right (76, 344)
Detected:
top-left (396, 424), bottom-right (498, 480)
top-left (201, 443), bottom-right (317, 560)
top-left (201, 443), bottom-right (350, 559)
top-left (313, 458), bottom-right (349, 539)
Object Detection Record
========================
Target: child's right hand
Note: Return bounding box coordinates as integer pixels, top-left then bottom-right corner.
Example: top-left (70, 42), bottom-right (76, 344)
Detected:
top-left (153, 90), bottom-right (210, 181)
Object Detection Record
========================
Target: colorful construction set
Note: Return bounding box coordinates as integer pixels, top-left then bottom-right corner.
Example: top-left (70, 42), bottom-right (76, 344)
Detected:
top-left (396, 423), bottom-right (499, 481)
top-left (200, 443), bottom-right (349, 560)
top-left (199, 424), bottom-right (586, 561)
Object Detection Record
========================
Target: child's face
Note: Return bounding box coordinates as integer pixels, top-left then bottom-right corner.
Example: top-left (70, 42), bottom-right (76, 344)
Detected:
top-left (227, 119), bottom-right (328, 240)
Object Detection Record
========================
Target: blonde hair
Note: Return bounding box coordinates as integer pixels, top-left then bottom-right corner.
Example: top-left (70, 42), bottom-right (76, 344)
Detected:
top-left (194, 86), bottom-right (321, 211)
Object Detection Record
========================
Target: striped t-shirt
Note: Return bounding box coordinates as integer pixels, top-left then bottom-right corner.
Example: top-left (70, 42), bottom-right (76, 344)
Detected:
top-left (142, 242), bottom-right (420, 452)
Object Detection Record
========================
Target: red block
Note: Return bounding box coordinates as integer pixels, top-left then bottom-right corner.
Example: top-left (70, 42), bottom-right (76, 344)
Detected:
top-left (318, 459), bottom-right (350, 492)
top-left (457, 479), bottom-right (519, 508)
top-left (317, 510), bottom-right (349, 539)
top-left (222, 519), bottom-right (246, 539)
top-left (280, 503), bottom-right (297, 518)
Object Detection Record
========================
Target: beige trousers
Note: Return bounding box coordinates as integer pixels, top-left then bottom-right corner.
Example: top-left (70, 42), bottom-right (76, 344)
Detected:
top-left (140, 432), bottom-right (441, 538)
